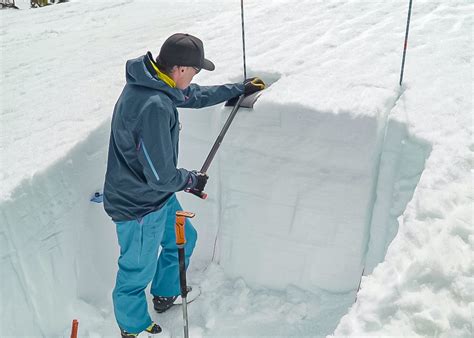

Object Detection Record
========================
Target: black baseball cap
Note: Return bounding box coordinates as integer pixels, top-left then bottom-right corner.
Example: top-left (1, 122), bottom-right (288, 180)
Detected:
top-left (158, 33), bottom-right (215, 71)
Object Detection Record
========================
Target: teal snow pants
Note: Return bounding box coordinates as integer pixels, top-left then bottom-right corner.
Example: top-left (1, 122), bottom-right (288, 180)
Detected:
top-left (112, 194), bottom-right (197, 333)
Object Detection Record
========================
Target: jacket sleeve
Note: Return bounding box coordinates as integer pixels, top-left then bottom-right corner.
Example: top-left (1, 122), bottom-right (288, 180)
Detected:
top-left (177, 83), bottom-right (244, 109)
top-left (137, 102), bottom-right (192, 192)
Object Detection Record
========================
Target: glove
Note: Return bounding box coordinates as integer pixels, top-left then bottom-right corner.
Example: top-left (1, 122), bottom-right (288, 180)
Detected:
top-left (244, 77), bottom-right (266, 96)
top-left (189, 171), bottom-right (208, 192)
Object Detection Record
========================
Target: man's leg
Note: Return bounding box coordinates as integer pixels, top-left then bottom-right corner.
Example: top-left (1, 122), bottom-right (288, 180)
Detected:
top-left (112, 208), bottom-right (167, 333)
top-left (151, 194), bottom-right (197, 297)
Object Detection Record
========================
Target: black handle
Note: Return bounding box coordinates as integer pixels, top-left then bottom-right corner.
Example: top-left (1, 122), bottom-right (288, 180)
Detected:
top-left (185, 188), bottom-right (208, 199)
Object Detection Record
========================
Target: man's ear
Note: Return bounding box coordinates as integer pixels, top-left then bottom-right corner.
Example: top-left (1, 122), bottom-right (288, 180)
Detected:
top-left (168, 66), bottom-right (180, 82)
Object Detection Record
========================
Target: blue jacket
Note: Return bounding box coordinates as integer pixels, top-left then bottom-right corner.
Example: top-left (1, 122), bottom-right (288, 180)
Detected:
top-left (104, 53), bottom-right (244, 221)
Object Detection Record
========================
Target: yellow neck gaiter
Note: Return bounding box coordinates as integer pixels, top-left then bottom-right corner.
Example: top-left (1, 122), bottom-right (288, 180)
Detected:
top-left (150, 59), bottom-right (176, 88)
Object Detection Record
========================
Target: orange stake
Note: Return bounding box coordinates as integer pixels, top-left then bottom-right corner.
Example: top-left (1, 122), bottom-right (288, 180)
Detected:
top-left (70, 319), bottom-right (79, 338)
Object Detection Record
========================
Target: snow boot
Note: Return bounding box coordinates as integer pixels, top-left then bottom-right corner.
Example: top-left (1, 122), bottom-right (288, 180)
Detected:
top-left (120, 322), bottom-right (162, 338)
top-left (153, 286), bottom-right (200, 313)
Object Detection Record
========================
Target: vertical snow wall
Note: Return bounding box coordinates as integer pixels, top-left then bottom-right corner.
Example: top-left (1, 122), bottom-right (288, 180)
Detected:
top-left (0, 125), bottom-right (116, 337)
top-left (0, 96), bottom-right (430, 336)
top-left (215, 98), bottom-right (431, 293)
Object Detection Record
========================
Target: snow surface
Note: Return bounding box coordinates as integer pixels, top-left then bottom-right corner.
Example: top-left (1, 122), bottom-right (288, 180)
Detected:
top-left (1, 0), bottom-right (472, 337)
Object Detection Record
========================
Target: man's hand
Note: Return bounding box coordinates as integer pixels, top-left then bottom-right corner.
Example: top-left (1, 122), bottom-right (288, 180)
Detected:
top-left (244, 77), bottom-right (266, 96)
top-left (192, 171), bottom-right (208, 192)
top-left (185, 171), bottom-right (209, 199)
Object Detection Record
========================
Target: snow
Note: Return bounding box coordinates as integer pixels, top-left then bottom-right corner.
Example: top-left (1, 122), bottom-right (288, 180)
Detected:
top-left (1, 0), bottom-right (472, 337)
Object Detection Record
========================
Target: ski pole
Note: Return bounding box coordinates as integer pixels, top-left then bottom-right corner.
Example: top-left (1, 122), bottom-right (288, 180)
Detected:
top-left (399, 0), bottom-right (413, 86)
top-left (240, 0), bottom-right (247, 80)
top-left (175, 210), bottom-right (195, 338)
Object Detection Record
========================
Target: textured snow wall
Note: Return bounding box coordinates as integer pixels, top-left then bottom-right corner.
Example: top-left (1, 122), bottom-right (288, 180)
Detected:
top-left (215, 94), bottom-right (431, 293)
top-left (364, 119), bottom-right (432, 274)
top-left (0, 124), bottom-right (116, 336)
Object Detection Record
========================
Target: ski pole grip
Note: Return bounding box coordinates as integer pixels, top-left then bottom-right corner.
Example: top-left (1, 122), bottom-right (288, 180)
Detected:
top-left (175, 211), bottom-right (195, 246)
top-left (185, 188), bottom-right (208, 200)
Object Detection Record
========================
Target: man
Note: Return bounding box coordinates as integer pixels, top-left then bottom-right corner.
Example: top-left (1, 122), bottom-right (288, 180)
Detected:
top-left (103, 33), bottom-right (265, 337)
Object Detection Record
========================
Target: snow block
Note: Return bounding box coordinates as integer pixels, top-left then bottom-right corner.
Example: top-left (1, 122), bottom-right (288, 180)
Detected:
top-left (215, 100), bottom-right (430, 293)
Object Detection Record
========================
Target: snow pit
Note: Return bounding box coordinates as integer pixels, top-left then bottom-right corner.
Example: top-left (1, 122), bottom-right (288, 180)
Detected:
top-left (0, 0), bottom-right (470, 335)
top-left (214, 100), bottom-right (431, 293)
top-left (0, 94), bottom-right (430, 336)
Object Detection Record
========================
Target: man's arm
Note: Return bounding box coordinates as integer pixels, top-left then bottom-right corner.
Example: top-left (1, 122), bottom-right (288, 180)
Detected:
top-left (177, 83), bottom-right (244, 109)
top-left (137, 102), bottom-right (194, 192)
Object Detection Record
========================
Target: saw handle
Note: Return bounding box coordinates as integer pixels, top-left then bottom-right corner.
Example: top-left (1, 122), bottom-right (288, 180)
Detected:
top-left (185, 188), bottom-right (208, 200)
top-left (175, 211), bottom-right (195, 246)
top-left (175, 211), bottom-right (195, 303)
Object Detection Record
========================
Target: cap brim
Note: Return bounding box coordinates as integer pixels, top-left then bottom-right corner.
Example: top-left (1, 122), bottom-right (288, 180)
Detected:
top-left (202, 58), bottom-right (215, 71)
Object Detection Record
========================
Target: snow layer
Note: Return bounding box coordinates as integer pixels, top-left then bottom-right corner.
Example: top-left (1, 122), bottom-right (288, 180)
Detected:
top-left (1, 0), bottom-right (472, 337)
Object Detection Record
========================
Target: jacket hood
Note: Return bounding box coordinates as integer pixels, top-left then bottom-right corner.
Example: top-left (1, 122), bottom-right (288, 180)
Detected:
top-left (125, 54), bottom-right (186, 104)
